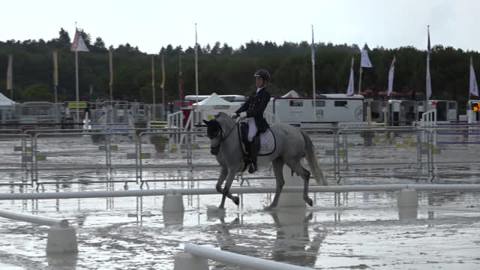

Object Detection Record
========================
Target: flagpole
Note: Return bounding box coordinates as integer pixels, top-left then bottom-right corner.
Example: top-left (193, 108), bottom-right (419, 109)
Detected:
top-left (194, 23), bottom-right (199, 104)
top-left (6, 54), bottom-right (13, 99)
top-left (75, 49), bottom-right (80, 127)
top-left (311, 25), bottom-right (317, 120)
top-left (425, 53), bottom-right (430, 112)
top-left (425, 25), bottom-right (431, 112)
top-left (109, 48), bottom-right (114, 101)
top-left (161, 53), bottom-right (166, 118)
top-left (151, 55), bottom-right (156, 120)
top-left (53, 51), bottom-right (59, 103)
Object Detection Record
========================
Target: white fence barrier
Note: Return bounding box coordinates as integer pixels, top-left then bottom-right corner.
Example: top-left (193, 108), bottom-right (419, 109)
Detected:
top-left (1, 184), bottom-right (480, 200)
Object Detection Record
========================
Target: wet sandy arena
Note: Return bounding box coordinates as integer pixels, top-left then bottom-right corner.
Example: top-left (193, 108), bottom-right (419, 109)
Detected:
top-left (0, 132), bottom-right (480, 269)
top-left (0, 184), bottom-right (479, 270)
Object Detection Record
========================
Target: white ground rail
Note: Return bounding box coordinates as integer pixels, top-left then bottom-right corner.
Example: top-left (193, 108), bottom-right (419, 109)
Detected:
top-left (0, 210), bottom-right (77, 254)
top-left (174, 243), bottom-right (313, 270)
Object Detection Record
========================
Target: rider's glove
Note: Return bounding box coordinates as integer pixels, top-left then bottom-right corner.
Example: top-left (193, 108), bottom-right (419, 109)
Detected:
top-left (239, 112), bottom-right (247, 118)
top-left (231, 113), bottom-right (239, 119)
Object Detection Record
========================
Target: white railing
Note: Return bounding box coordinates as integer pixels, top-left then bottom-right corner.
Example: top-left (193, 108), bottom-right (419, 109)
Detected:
top-left (421, 109), bottom-right (437, 127)
top-left (167, 111), bottom-right (184, 148)
top-left (167, 111), bottom-right (184, 129)
top-left (180, 243), bottom-right (312, 270)
top-left (179, 110), bottom-right (202, 145)
top-left (421, 109), bottom-right (437, 147)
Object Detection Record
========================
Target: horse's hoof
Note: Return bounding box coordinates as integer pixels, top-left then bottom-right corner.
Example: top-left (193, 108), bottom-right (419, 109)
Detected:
top-left (305, 197), bottom-right (313, 207)
top-left (232, 196), bottom-right (240, 206)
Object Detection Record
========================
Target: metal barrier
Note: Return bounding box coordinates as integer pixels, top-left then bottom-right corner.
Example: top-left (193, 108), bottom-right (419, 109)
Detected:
top-left (1, 184), bottom-right (479, 200)
top-left (2, 124), bottom-right (480, 187)
top-left (0, 132), bottom-right (33, 185)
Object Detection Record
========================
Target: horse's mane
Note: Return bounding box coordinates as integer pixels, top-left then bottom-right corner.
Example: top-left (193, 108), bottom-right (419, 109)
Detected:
top-left (215, 112), bottom-right (234, 129)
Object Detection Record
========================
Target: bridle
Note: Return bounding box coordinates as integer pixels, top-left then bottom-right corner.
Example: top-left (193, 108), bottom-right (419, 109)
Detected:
top-left (209, 120), bottom-right (237, 155)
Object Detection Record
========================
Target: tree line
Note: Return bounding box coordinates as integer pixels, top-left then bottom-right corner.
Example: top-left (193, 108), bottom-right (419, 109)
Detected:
top-left (0, 28), bottom-right (479, 111)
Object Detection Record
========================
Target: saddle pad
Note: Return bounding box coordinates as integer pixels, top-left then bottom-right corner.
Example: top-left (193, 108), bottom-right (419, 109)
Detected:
top-left (259, 129), bottom-right (275, 155)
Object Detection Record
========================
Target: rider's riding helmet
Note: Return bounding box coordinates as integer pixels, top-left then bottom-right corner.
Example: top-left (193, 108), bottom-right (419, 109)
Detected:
top-left (253, 69), bottom-right (271, 82)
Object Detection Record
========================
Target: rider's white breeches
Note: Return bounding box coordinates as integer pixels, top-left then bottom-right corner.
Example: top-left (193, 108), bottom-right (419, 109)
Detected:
top-left (247, 117), bottom-right (257, 142)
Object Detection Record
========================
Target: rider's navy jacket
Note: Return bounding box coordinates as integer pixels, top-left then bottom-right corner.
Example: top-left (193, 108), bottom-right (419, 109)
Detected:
top-left (236, 87), bottom-right (271, 133)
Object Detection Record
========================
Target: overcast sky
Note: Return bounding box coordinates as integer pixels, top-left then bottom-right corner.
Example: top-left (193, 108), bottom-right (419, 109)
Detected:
top-left (1, 0), bottom-right (478, 53)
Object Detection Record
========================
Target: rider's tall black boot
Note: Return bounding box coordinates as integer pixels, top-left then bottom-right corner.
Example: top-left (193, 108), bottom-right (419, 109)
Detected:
top-left (248, 135), bottom-right (260, 173)
top-left (242, 140), bottom-right (252, 172)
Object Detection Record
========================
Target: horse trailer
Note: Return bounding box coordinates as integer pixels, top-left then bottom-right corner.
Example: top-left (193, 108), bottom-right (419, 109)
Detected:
top-left (265, 94), bottom-right (364, 126)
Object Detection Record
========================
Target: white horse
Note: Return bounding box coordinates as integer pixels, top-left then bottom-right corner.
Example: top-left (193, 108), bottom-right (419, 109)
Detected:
top-left (204, 112), bottom-right (328, 209)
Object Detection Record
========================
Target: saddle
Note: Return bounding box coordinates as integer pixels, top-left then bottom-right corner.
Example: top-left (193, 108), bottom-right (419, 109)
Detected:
top-left (239, 122), bottom-right (276, 157)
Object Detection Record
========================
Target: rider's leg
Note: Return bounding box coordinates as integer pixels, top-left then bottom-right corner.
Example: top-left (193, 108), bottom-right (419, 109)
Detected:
top-left (247, 118), bottom-right (257, 142)
top-left (248, 134), bottom-right (260, 173)
top-left (247, 119), bottom-right (258, 173)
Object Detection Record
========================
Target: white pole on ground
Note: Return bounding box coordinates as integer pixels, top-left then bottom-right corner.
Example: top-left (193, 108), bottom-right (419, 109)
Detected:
top-left (0, 210), bottom-right (77, 254)
top-left (0, 210), bottom-right (68, 227)
top-left (184, 243), bottom-right (312, 270)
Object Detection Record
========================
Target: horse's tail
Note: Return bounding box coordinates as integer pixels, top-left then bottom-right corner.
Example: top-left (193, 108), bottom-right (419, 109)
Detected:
top-left (301, 130), bottom-right (328, 186)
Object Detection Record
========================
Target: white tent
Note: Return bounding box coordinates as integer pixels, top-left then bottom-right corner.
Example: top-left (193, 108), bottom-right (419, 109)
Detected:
top-left (193, 93), bottom-right (240, 121)
top-left (281, 90), bottom-right (301, 98)
top-left (0, 92), bottom-right (15, 106)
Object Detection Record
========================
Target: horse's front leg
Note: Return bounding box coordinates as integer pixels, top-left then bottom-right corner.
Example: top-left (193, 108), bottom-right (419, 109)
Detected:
top-left (216, 166), bottom-right (228, 194)
top-left (218, 169), bottom-right (240, 209)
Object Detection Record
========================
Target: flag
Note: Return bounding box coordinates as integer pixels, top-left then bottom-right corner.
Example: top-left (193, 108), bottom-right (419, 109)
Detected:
top-left (346, 57), bottom-right (355, 96)
top-left (109, 48), bottom-right (113, 88)
top-left (470, 57), bottom-right (479, 97)
top-left (426, 26), bottom-right (432, 99)
top-left (151, 55), bottom-right (155, 89)
top-left (53, 51), bottom-right (59, 86)
top-left (387, 57), bottom-right (396, 96)
top-left (427, 26), bottom-right (431, 53)
top-left (71, 29), bottom-right (89, 52)
top-left (160, 53), bottom-right (165, 89)
top-left (360, 44), bottom-right (372, 68)
top-left (6, 54), bottom-right (13, 90)
top-left (178, 54), bottom-right (184, 100)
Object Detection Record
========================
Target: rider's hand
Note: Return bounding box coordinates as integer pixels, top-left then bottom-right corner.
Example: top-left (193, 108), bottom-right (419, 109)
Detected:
top-left (231, 113), bottom-right (239, 119)
top-left (239, 112), bottom-right (247, 118)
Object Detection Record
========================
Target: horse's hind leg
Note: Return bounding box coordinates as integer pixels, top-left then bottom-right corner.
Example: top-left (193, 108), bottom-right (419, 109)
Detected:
top-left (286, 160), bottom-right (313, 206)
top-left (267, 158), bottom-right (285, 209)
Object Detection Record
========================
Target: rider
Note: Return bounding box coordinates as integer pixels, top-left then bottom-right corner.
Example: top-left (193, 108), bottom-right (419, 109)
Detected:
top-left (234, 69), bottom-right (271, 173)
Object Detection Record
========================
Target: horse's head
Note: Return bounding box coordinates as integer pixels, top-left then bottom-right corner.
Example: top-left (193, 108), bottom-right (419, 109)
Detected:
top-left (203, 112), bottom-right (235, 155)
top-left (203, 118), bottom-right (222, 155)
